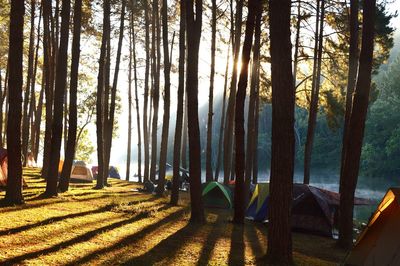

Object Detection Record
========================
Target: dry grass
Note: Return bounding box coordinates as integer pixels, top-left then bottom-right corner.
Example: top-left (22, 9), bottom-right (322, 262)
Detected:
top-left (0, 168), bottom-right (346, 265)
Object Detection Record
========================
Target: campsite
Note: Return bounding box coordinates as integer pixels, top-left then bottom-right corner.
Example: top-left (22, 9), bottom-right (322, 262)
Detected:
top-left (1, 0), bottom-right (400, 265)
top-left (0, 168), bottom-right (349, 265)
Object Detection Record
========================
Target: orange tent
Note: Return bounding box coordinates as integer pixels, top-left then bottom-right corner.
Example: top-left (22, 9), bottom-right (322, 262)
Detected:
top-left (0, 148), bottom-right (27, 188)
top-left (26, 152), bottom-right (37, 167)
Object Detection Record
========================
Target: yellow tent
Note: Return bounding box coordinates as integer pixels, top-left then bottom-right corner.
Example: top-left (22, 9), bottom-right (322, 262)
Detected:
top-left (346, 187), bottom-right (400, 265)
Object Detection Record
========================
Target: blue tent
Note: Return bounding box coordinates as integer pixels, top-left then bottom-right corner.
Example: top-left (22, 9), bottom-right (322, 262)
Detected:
top-left (246, 183), bottom-right (269, 222)
top-left (109, 166), bottom-right (121, 179)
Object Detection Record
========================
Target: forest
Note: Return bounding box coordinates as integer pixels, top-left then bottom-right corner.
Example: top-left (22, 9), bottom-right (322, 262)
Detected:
top-left (0, 0), bottom-right (399, 265)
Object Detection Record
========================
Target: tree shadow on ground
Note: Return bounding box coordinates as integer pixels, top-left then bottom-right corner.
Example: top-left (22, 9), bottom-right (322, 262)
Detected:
top-left (292, 232), bottom-right (346, 263)
top-left (196, 212), bottom-right (225, 266)
top-left (245, 222), bottom-right (268, 266)
top-left (0, 192), bottom-right (153, 215)
top-left (228, 223), bottom-right (245, 266)
top-left (1, 204), bottom-right (174, 265)
top-left (65, 206), bottom-right (189, 265)
top-left (0, 204), bottom-right (116, 237)
top-left (121, 221), bottom-right (200, 265)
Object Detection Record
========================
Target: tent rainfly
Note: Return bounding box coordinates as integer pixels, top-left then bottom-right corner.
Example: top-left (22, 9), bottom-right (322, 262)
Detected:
top-left (0, 148), bottom-right (27, 188)
top-left (70, 161), bottom-right (93, 182)
top-left (246, 183), bottom-right (372, 237)
top-left (202, 182), bottom-right (233, 209)
top-left (346, 187), bottom-right (400, 266)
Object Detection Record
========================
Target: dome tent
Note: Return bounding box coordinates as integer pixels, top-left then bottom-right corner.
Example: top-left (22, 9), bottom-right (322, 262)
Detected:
top-left (346, 188), bottom-right (400, 266)
top-left (202, 181), bottom-right (233, 209)
top-left (70, 161), bottom-right (93, 182)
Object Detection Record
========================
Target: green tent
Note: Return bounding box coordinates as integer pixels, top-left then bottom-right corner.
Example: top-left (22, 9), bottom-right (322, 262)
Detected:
top-left (202, 182), bottom-right (233, 209)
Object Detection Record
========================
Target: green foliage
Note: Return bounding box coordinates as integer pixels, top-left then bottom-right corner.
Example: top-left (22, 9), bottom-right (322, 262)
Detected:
top-left (75, 128), bottom-right (95, 163)
top-left (361, 53), bottom-right (400, 177)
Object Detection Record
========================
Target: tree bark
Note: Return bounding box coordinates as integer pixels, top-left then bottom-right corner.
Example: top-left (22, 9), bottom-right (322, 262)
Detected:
top-left (143, 0), bottom-right (151, 183)
top-left (29, 5), bottom-right (42, 162)
top-left (252, 91), bottom-right (260, 184)
top-left (338, 0), bottom-right (375, 250)
top-left (233, 0), bottom-right (259, 224)
top-left (126, 12), bottom-right (133, 182)
top-left (244, 6), bottom-right (261, 204)
top-left (186, 0), bottom-right (205, 224)
top-left (214, 41), bottom-right (231, 182)
top-left (266, 0), bottom-right (295, 263)
top-left (44, 0), bottom-right (71, 197)
top-left (2, 72), bottom-right (8, 146)
top-left (293, 0), bottom-right (301, 89)
top-left (339, 0), bottom-right (359, 192)
top-left (149, 0), bottom-right (161, 183)
top-left (58, 0), bottom-right (83, 192)
top-left (171, 0), bottom-right (186, 205)
top-left (156, 0), bottom-right (172, 195)
top-left (181, 97), bottom-right (188, 169)
top-left (205, 0), bottom-right (217, 182)
top-left (34, 80), bottom-right (44, 161)
top-left (22, 0), bottom-right (36, 166)
top-left (4, 0), bottom-right (25, 205)
top-left (223, 0), bottom-right (244, 184)
top-left (104, 0), bottom-right (126, 187)
top-left (95, 0), bottom-right (110, 189)
top-left (303, 0), bottom-right (324, 185)
top-left (42, 0), bottom-right (55, 180)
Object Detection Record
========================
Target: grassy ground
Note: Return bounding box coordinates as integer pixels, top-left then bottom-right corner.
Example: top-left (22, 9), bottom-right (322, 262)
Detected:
top-left (0, 168), bottom-right (347, 265)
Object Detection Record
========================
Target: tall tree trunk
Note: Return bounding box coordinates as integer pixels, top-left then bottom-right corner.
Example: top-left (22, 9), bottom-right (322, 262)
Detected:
top-left (186, 0), bottom-right (205, 224)
top-left (338, 0), bottom-right (375, 250)
top-left (34, 81), bottom-right (45, 161)
top-left (22, 0), bottom-right (36, 166)
top-left (223, 0), bottom-right (244, 184)
top-left (58, 0), bottom-right (82, 192)
top-left (42, 0), bottom-right (55, 180)
top-left (149, 0), bottom-right (161, 183)
top-left (339, 0), bottom-right (359, 192)
top-left (133, 23), bottom-right (142, 183)
top-left (303, 0), bottom-right (324, 184)
top-left (126, 13), bottom-right (133, 182)
top-left (29, 5), bottom-right (42, 161)
top-left (4, 0), bottom-right (25, 205)
top-left (63, 86), bottom-right (68, 153)
top-left (293, 0), bottom-right (301, 88)
top-left (245, 6), bottom-right (261, 203)
top-left (0, 70), bottom-right (3, 148)
top-left (266, 0), bottom-right (295, 263)
top-left (171, 0), bottom-right (186, 205)
top-left (181, 97), bottom-right (188, 169)
top-left (205, 0), bottom-right (217, 182)
top-left (252, 91), bottom-right (260, 184)
top-left (104, 0), bottom-right (126, 186)
top-left (143, 0), bottom-right (151, 182)
top-left (233, 0), bottom-right (259, 224)
top-left (44, 0), bottom-right (71, 197)
top-left (156, 0), bottom-right (171, 195)
top-left (1, 66), bottom-right (8, 146)
top-left (2, 70), bottom-right (8, 146)
top-left (214, 41), bottom-right (231, 181)
top-left (95, 0), bottom-right (110, 189)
